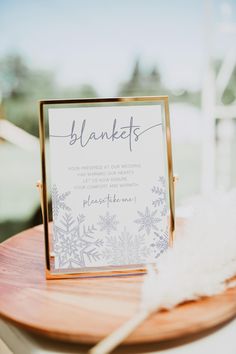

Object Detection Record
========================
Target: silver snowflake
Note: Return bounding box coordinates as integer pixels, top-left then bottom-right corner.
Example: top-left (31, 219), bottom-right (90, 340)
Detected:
top-left (151, 227), bottom-right (169, 258)
top-left (102, 228), bottom-right (150, 265)
top-left (152, 176), bottom-right (167, 216)
top-left (53, 213), bottom-right (103, 269)
top-left (97, 212), bottom-right (119, 235)
top-left (134, 207), bottom-right (160, 235)
top-left (51, 185), bottom-right (71, 219)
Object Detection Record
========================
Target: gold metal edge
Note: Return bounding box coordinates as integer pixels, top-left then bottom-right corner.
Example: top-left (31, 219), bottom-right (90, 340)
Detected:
top-left (39, 96), bottom-right (169, 106)
top-left (45, 267), bottom-right (146, 280)
top-left (163, 97), bottom-right (175, 246)
top-left (39, 101), bottom-right (51, 271)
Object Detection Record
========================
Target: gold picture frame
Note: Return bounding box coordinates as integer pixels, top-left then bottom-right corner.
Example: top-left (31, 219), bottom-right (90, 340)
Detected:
top-left (38, 96), bottom-right (175, 279)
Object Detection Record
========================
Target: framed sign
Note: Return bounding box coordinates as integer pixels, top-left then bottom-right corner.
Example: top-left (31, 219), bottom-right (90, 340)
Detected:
top-left (39, 96), bottom-right (175, 279)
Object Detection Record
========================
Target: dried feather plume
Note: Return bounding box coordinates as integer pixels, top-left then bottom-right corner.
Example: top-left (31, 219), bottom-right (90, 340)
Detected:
top-left (89, 190), bottom-right (236, 354)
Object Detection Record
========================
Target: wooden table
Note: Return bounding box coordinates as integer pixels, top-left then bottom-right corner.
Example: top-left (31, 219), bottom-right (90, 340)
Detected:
top-left (0, 224), bottom-right (236, 353)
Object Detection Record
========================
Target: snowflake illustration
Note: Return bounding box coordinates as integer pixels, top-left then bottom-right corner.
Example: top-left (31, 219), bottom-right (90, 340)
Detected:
top-left (134, 207), bottom-right (160, 235)
top-left (102, 228), bottom-right (150, 266)
top-left (152, 176), bottom-right (168, 216)
top-left (97, 212), bottom-right (119, 235)
top-left (51, 185), bottom-right (71, 219)
top-left (53, 213), bottom-right (103, 269)
top-left (151, 227), bottom-right (169, 258)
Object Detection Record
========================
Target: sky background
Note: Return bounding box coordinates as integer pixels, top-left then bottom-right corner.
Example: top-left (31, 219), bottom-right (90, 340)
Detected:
top-left (0, 0), bottom-right (236, 95)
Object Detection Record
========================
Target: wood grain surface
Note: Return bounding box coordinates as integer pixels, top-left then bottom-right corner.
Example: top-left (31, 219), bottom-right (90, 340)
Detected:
top-left (0, 223), bottom-right (236, 344)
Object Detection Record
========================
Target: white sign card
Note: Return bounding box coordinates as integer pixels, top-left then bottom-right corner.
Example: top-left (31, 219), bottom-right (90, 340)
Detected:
top-left (39, 97), bottom-right (175, 278)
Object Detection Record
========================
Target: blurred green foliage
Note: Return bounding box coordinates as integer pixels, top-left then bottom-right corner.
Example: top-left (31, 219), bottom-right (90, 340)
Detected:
top-left (0, 55), bottom-right (55, 135)
top-left (118, 59), bottom-right (201, 106)
top-left (0, 54), bottom-right (201, 138)
top-left (0, 53), bottom-right (98, 136)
